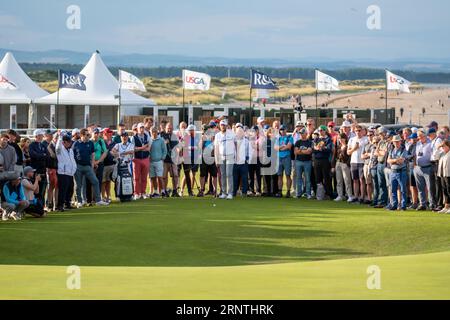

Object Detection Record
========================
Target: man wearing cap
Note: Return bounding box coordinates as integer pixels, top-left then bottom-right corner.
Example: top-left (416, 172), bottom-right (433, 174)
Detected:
top-left (274, 125), bottom-right (293, 198)
top-left (429, 127), bottom-right (444, 211)
top-left (179, 125), bottom-right (200, 197)
top-left (294, 128), bottom-right (313, 199)
top-left (161, 123), bottom-right (180, 197)
top-left (248, 125), bottom-right (263, 196)
top-left (72, 128), bottom-right (81, 141)
top-left (29, 129), bottom-right (48, 202)
top-left (73, 129), bottom-right (109, 207)
top-left (44, 132), bottom-right (59, 211)
top-left (387, 135), bottom-right (408, 211)
top-left (414, 129), bottom-right (434, 210)
top-left (148, 127), bottom-right (167, 198)
top-left (55, 132), bottom-right (77, 212)
top-left (233, 124), bottom-right (251, 197)
top-left (101, 128), bottom-right (116, 203)
top-left (374, 127), bottom-right (389, 208)
top-left (1, 174), bottom-right (28, 221)
top-left (132, 123), bottom-right (150, 200)
top-left (199, 124), bottom-right (217, 197)
top-left (21, 166), bottom-right (45, 217)
top-left (313, 125), bottom-right (333, 199)
top-left (83, 128), bottom-right (108, 205)
top-left (348, 125), bottom-right (369, 204)
top-left (214, 120), bottom-right (236, 200)
top-left (327, 122), bottom-right (338, 143)
top-left (406, 132), bottom-right (419, 209)
top-left (257, 117), bottom-right (265, 131)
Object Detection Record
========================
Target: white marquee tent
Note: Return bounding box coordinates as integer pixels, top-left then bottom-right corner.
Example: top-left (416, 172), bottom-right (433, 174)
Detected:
top-left (0, 52), bottom-right (49, 130)
top-left (35, 52), bottom-right (155, 128)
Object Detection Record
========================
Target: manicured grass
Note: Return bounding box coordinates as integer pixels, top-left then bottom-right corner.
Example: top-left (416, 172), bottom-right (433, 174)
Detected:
top-left (0, 197), bottom-right (449, 299)
top-left (0, 198), bottom-right (449, 267)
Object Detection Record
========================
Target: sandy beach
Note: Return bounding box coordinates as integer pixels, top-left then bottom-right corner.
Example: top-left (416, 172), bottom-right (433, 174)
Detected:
top-left (299, 86), bottom-right (450, 126)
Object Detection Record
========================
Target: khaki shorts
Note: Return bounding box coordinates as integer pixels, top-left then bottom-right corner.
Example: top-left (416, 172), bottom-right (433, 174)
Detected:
top-left (363, 164), bottom-right (372, 183)
top-left (103, 165), bottom-right (115, 182)
top-left (164, 162), bottom-right (179, 178)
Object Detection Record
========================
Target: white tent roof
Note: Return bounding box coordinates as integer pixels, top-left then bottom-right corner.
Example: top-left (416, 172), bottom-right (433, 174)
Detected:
top-left (0, 52), bottom-right (48, 104)
top-left (35, 52), bottom-right (155, 106)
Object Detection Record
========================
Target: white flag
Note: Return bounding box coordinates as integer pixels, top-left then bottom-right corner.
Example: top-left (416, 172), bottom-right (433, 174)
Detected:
top-left (386, 70), bottom-right (411, 93)
top-left (119, 70), bottom-right (146, 92)
top-left (183, 69), bottom-right (211, 91)
top-left (256, 89), bottom-right (270, 99)
top-left (315, 70), bottom-right (340, 91)
top-left (0, 74), bottom-right (18, 90)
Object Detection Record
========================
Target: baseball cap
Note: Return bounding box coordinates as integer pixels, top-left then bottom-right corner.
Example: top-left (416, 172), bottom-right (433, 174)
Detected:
top-left (121, 131), bottom-right (129, 137)
top-left (187, 124), bottom-right (196, 131)
top-left (235, 123), bottom-right (243, 129)
top-left (319, 125), bottom-right (327, 131)
top-left (93, 128), bottom-right (100, 134)
top-left (295, 121), bottom-right (303, 127)
top-left (427, 121), bottom-right (438, 128)
top-left (327, 121), bottom-right (336, 127)
top-left (408, 133), bottom-right (418, 139)
top-left (427, 128), bottom-right (437, 135)
top-left (33, 129), bottom-right (44, 136)
top-left (377, 127), bottom-right (387, 134)
top-left (392, 135), bottom-right (402, 142)
top-left (23, 166), bottom-right (36, 176)
top-left (102, 128), bottom-right (113, 134)
top-left (62, 134), bottom-right (72, 142)
top-left (138, 122), bottom-right (145, 128)
top-left (280, 125), bottom-right (287, 131)
top-left (220, 120), bottom-right (228, 126)
top-left (72, 128), bottom-right (80, 135)
top-left (252, 125), bottom-right (259, 131)
top-left (257, 117), bottom-right (265, 123)
top-left (342, 121), bottom-right (352, 128)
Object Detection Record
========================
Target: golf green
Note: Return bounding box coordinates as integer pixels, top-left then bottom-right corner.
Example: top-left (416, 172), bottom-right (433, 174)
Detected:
top-left (0, 197), bottom-right (449, 299)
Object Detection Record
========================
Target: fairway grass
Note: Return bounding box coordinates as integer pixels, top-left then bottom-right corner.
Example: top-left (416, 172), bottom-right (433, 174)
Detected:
top-left (0, 198), bottom-right (449, 299)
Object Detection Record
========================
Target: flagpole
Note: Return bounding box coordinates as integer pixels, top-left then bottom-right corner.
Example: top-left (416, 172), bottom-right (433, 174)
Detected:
top-left (315, 69), bottom-right (318, 126)
top-left (56, 69), bottom-right (60, 130)
top-left (182, 70), bottom-right (186, 123)
top-left (249, 69), bottom-right (253, 126)
top-left (118, 71), bottom-right (122, 128)
top-left (385, 69), bottom-right (388, 125)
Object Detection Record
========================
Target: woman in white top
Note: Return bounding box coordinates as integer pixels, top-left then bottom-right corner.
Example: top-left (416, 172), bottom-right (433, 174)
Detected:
top-left (437, 140), bottom-right (450, 214)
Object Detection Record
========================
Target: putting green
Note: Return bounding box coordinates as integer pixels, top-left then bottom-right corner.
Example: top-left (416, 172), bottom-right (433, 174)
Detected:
top-left (0, 251), bottom-right (449, 299)
top-left (0, 198), bottom-right (449, 299)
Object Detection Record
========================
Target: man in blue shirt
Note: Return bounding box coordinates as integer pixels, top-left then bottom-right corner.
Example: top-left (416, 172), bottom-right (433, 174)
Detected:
top-left (313, 125), bottom-right (333, 199)
top-left (414, 129), bottom-right (434, 210)
top-left (1, 174), bottom-right (29, 221)
top-left (387, 135), bottom-right (408, 211)
top-left (72, 129), bottom-right (109, 207)
top-left (274, 125), bottom-right (293, 198)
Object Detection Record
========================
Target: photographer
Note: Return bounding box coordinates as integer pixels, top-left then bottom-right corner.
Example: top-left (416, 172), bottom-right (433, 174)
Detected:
top-left (21, 166), bottom-right (45, 217)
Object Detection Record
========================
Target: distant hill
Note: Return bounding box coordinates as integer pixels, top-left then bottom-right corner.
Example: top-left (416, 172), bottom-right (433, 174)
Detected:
top-left (2, 48), bottom-right (450, 72)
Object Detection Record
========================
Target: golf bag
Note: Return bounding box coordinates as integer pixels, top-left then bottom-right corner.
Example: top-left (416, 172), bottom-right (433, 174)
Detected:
top-left (114, 159), bottom-right (134, 202)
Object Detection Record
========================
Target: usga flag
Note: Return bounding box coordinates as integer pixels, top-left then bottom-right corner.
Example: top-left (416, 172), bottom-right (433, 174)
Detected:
top-left (386, 70), bottom-right (411, 93)
top-left (315, 70), bottom-right (340, 91)
top-left (59, 70), bottom-right (87, 91)
top-left (0, 74), bottom-right (17, 89)
top-left (119, 70), bottom-right (146, 92)
top-left (183, 69), bottom-right (211, 91)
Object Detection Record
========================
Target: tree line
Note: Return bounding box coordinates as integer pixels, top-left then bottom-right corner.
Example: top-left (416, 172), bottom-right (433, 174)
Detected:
top-left (21, 63), bottom-right (450, 83)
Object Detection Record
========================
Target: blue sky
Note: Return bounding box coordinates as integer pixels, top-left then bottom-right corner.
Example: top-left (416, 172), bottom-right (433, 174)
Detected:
top-left (1, 0), bottom-right (449, 60)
